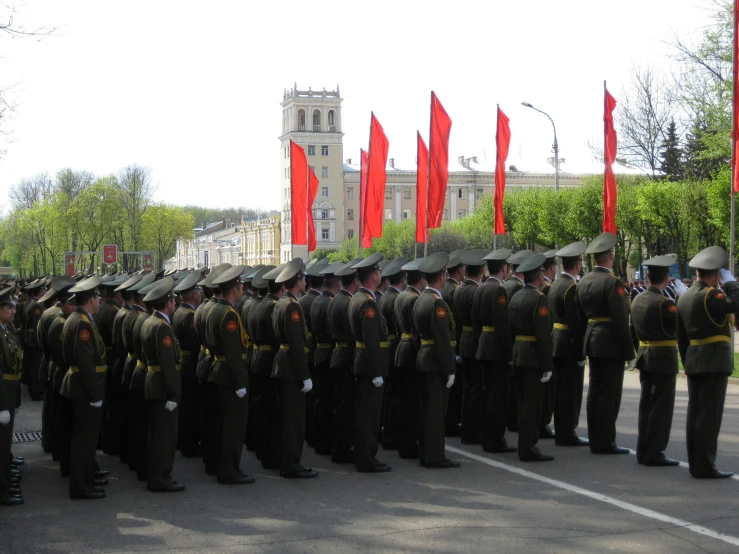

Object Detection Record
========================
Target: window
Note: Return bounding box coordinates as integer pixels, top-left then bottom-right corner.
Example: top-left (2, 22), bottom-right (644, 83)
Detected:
top-left (458, 209), bottom-right (466, 219)
top-left (477, 189), bottom-right (484, 200)
top-left (321, 187), bottom-right (329, 197)
top-left (313, 110), bottom-right (321, 131)
top-left (321, 210), bottom-right (329, 220)
top-left (403, 188), bottom-right (411, 200)
top-left (402, 210), bottom-right (411, 220)
top-left (328, 110), bottom-right (336, 131)
top-left (347, 229), bottom-right (354, 239)
top-left (321, 145), bottom-right (329, 156)
top-left (347, 209), bottom-right (354, 220)
top-left (298, 109), bottom-right (306, 131)
top-left (307, 145), bottom-right (315, 156)
top-left (385, 188), bottom-right (392, 199)
top-left (347, 187), bottom-right (354, 199)
top-left (321, 228), bottom-right (329, 240)
top-left (458, 188), bottom-right (463, 199)
top-left (443, 209), bottom-right (448, 220)
top-left (385, 208), bottom-right (392, 220)
top-left (321, 166), bottom-right (329, 178)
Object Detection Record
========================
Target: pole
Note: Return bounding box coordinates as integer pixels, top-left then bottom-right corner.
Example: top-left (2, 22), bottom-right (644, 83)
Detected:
top-left (306, 159), bottom-right (310, 260)
top-left (425, 92), bottom-right (432, 258)
top-left (360, 115), bottom-right (374, 257)
top-left (731, 0), bottom-right (738, 275)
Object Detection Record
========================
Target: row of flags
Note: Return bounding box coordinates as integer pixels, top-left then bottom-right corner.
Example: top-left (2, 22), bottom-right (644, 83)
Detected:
top-left (291, 88), bottom-right (622, 253)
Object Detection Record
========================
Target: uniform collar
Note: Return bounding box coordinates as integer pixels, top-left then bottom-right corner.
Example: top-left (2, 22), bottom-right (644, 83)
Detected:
top-left (287, 291), bottom-right (299, 301)
top-left (488, 276), bottom-right (504, 285)
top-left (181, 303), bottom-right (196, 311)
top-left (463, 278), bottom-right (480, 286)
top-left (359, 287), bottom-right (375, 300)
top-left (308, 289), bottom-right (321, 296)
top-left (155, 311), bottom-right (171, 324)
top-left (339, 289), bottom-right (353, 298)
top-left (594, 266), bottom-right (613, 274)
top-left (543, 276), bottom-right (552, 284)
top-left (322, 290), bottom-right (335, 298)
top-left (425, 286), bottom-right (442, 296)
top-left (447, 277), bottom-right (460, 286)
top-left (408, 286), bottom-right (421, 295)
top-left (509, 275), bottom-right (524, 285)
top-left (561, 272), bottom-right (578, 282)
top-left (389, 286), bottom-right (403, 294)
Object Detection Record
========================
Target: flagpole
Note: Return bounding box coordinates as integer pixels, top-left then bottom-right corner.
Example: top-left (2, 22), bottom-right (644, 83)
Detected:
top-left (604, 80), bottom-right (608, 235)
top-left (425, 92), bottom-right (432, 258)
top-left (358, 149), bottom-right (363, 257)
top-left (306, 158), bottom-right (310, 259)
top-left (731, 0), bottom-right (737, 275)
top-left (360, 115), bottom-right (375, 257)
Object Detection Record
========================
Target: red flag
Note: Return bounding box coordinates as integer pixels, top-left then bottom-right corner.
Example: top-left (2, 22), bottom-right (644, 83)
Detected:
top-left (359, 149), bottom-right (370, 247)
top-left (307, 167), bottom-right (319, 251)
top-left (603, 87), bottom-right (618, 234)
top-left (362, 113), bottom-right (389, 248)
top-left (416, 132), bottom-right (429, 243)
top-left (494, 107), bottom-right (511, 235)
top-left (428, 92), bottom-right (452, 229)
top-left (732, 0), bottom-right (739, 194)
top-left (290, 140), bottom-right (309, 245)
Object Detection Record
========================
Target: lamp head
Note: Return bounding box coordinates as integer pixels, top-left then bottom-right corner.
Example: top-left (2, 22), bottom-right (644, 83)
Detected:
top-left (521, 101), bottom-right (533, 108)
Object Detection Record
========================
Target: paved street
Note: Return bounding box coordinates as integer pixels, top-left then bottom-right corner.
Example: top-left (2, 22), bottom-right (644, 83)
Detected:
top-left (2, 371), bottom-right (739, 553)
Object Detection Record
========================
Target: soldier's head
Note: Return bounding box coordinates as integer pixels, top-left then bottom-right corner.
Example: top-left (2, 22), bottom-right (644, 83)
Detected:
top-left (355, 254), bottom-right (383, 292)
top-left (70, 276), bottom-right (103, 316)
top-left (0, 287), bottom-right (16, 323)
top-left (518, 254), bottom-right (547, 288)
top-left (561, 256), bottom-right (582, 275)
top-left (586, 233), bottom-right (617, 269)
top-left (542, 250), bottom-right (558, 280)
top-left (144, 278), bottom-right (177, 318)
top-left (213, 266), bottom-right (246, 304)
top-left (173, 271), bottom-right (203, 309)
top-left (419, 253), bottom-right (449, 291)
top-left (275, 259), bottom-right (306, 295)
top-left (335, 258), bottom-right (363, 294)
top-left (406, 270), bottom-right (426, 290)
top-left (647, 267), bottom-right (670, 287)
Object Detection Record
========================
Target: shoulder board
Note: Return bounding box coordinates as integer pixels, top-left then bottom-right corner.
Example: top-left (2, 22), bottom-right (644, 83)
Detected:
top-left (432, 293), bottom-right (440, 299)
top-left (290, 298), bottom-right (298, 303)
top-left (272, 299), bottom-right (277, 304)
top-left (80, 314), bottom-right (90, 323)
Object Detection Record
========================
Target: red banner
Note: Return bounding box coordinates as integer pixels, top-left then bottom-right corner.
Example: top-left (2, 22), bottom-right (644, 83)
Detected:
top-left (428, 92), bottom-right (452, 229)
top-left (308, 167), bottom-right (319, 252)
top-left (143, 254), bottom-right (153, 271)
top-left (416, 132), bottom-right (429, 243)
top-left (66, 254), bottom-right (75, 276)
top-left (733, 0), bottom-right (739, 194)
top-left (103, 244), bottom-right (117, 265)
top-left (362, 113), bottom-right (389, 248)
top-left (494, 107), bottom-right (511, 235)
top-left (603, 87), bottom-right (618, 234)
top-left (359, 149), bottom-right (369, 247)
top-left (290, 140), bottom-right (309, 246)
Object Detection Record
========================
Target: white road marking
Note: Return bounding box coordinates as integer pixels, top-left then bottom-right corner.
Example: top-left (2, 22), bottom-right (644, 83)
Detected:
top-left (446, 445), bottom-right (739, 548)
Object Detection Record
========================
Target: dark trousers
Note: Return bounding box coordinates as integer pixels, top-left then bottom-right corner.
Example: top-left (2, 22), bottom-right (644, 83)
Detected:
top-left (245, 373), bottom-right (262, 453)
top-left (305, 364), bottom-right (317, 447)
top-left (506, 371), bottom-right (519, 432)
top-left (553, 358), bottom-right (585, 445)
top-left (132, 391), bottom-right (149, 481)
top-left (202, 382), bottom-right (220, 474)
top-left (178, 374), bottom-right (200, 456)
top-left (517, 367), bottom-right (544, 460)
top-left (480, 363), bottom-right (512, 451)
top-left (686, 373), bottom-right (728, 476)
top-left (260, 377), bottom-right (281, 469)
top-left (215, 384), bottom-right (248, 481)
top-left (103, 363), bottom-right (122, 456)
top-left (41, 373), bottom-right (54, 453)
top-left (538, 379), bottom-right (553, 432)
top-left (278, 380), bottom-right (306, 475)
top-left (637, 371), bottom-right (676, 464)
top-left (419, 372), bottom-right (448, 465)
top-left (69, 401), bottom-right (102, 496)
top-left (461, 359), bottom-right (483, 442)
top-left (52, 390), bottom-right (67, 465)
top-left (587, 358), bottom-right (625, 452)
top-left (397, 370), bottom-right (420, 458)
top-left (58, 396), bottom-right (73, 475)
top-left (332, 367), bottom-right (355, 458)
top-left (354, 376), bottom-right (384, 471)
top-left (445, 360), bottom-right (462, 435)
top-left (22, 347), bottom-right (44, 399)
top-left (118, 377), bottom-right (131, 465)
top-left (148, 400), bottom-right (178, 490)
top-left (0, 391), bottom-right (18, 500)
top-left (381, 369), bottom-right (402, 450)
top-left (313, 363), bottom-right (335, 454)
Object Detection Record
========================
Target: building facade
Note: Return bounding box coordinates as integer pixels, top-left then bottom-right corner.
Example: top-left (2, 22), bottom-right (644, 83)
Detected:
top-left (241, 213), bottom-right (281, 266)
top-left (165, 221), bottom-right (242, 271)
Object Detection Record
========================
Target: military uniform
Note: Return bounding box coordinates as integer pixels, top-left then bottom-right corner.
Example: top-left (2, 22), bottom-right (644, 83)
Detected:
top-left (0, 297), bottom-right (23, 505)
top-left (299, 287), bottom-right (321, 447)
top-left (95, 295), bottom-right (121, 455)
top-left (502, 274), bottom-right (525, 432)
top-left (22, 294), bottom-right (46, 400)
top-left (48, 308), bottom-right (70, 469)
top-left (441, 270), bottom-right (462, 437)
top-left (576, 233), bottom-right (634, 454)
top-left (172, 301), bottom-right (200, 457)
top-left (38, 301), bottom-right (62, 453)
top-left (677, 246), bottom-right (739, 478)
top-left (130, 307), bottom-right (153, 481)
top-left (243, 281), bottom-right (266, 455)
top-left (377, 277), bottom-right (404, 450)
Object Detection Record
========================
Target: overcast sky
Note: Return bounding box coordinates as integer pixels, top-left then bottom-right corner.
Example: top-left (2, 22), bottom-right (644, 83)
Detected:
top-left (0, 0), bottom-right (714, 212)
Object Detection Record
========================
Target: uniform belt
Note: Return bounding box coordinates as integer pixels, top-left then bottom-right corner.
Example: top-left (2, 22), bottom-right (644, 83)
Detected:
top-left (181, 351), bottom-right (193, 357)
top-left (2, 373), bottom-right (19, 381)
top-left (255, 345), bottom-right (272, 351)
top-left (127, 353), bottom-right (135, 359)
top-left (639, 340), bottom-right (677, 347)
top-left (355, 341), bottom-right (389, 349)
top-left (553, 323), bottom-right (569, 330)
top-left (462, 326), bottom-right (474, 331)
top-left (213, 354), bottom-right (249, 361)
top-left (279, 344), bottom-right (310, 353)
top-left (387, 334), bottom-right (397, 340)
top-left (136, 361), bottom-right (146, 369)
top-left (401, 333), bottom-right (414, 340)
top-left (70, 365), bottom-right (107, 373)
top-left (588, 317), bottom-right (612, 323)
top-left (516, 335), bottom-right (537, 342)
top-left (482, 326), bottom-right (495, 332)
top-left (335, 342), bottom-right (348, 347)
top-left (689, 335), bottom-right (731, 346)
top-left (420, 339), bottom-right (435, 345)
top-left (316, 343), bottom-right (331, 348)
top-left (450, 340), bottom-right (457, 347)
top-left (200, 345), bottom-right (206, 352)
top-left (148, 365), bottom-right (181, 372)
top-left (306, 332), bottom-right (313, 338)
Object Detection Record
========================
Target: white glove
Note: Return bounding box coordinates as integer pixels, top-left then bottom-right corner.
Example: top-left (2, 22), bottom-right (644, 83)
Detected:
top-left (540, 371), bottom-right (552, 383)
top-left (576, 360), bottom-right (586, 367)
top-left (165, 401), bottom-right (177, 412)
top-left (455, 355), bottom-right (462, 364)
top-left (372, 376), bottom-right (384, 388)
top-left (89, 400), bottom-right (103, 408)
top-left (0, 410), bottom-right (9, 425)
top-left (235, 388), bottom-right (247, 398)
top-left (301, 379), bottom-right (313, 393)
top-left (719, 268), bottom-right (735, 285)
top-left (446, 374), bottom-right (455, 388)
top-left (672, 279), bottom-right (688, 297)
top-left (625, 359), bottom-right (636, 371)
top-left (13, 407), bottom-right (19, 416)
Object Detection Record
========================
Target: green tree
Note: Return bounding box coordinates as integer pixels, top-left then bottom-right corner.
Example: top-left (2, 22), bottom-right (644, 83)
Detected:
top-left (141, 204), bottom-right (196, 271)
top-left (659, 119), bottom-right (683, 181)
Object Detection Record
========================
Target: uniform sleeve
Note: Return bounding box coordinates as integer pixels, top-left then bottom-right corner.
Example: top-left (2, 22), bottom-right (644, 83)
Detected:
top-left (495, 286), bottom-right (513, 361)
top-left (677, 303), bottom-right (688, 365)
top-left (661, 297), bottom-right (678, 338)
top-left (706, 282), bottom-right (739, 319)
top-left (220, 309), bottom-right (248, 389)
top-left (431, 298), bottom-right (455, 376)
top-left (534, 295), bottom-right (555, 373)
top-left (565, 284), bottom-right (586, 362)
top-left (285, 303), bottom-right (309, 381)
top-left (361, 299), bottom-right (385, 379)
top-left (74, 320), bottom-right (101, 402)
top-left (0, 344), bottom-right (8, 412)
top-left (178, 311), bottom-right (200, 352)
top-left (156, 324), bottom-right (180, 402)
top-left (608, 279), bottom-right (635, 361)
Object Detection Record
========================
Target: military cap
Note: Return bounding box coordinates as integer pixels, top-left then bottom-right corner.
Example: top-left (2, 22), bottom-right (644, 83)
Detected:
top-left (448, 249), bottom-right (466, 269)
top-left (110, 274), bottom-right (130, 287)
top-left (262, 263), bottom-right (287, 282)
top-left (516, 253), bottom-right (546, 274)
top-left (483, 248), bottom-right (511, 261)
top-left (237, 266), bottom-right (252, 281)
top-left (556, 241), bottom-right (587, 258)
top-left (306, 258), bottom-right (329, 277)
top-left (276, 258), bottom-right (306, 284)
top-left (139, 278), bottom-right (162, 297)
top-left (25, 279), bottom-right (45, 292)
top-left (69, 275), bottom-right (103, 294)
top-left (100, 275), bottom-right (117, 286)
top-left (419, 252), bottom-right (449, 273)
top-left (155, 270), bottom-right (165, 279)
top-left (507, 249), bottom-right (534, 267)
top-left (543, 249), bottom-right (559, 260)
top-left (244, 265), bottom-right (266, 280)
top-left (334, 257), bottom-right (363, 277)
top-left (643, 254), bottom-right (677, 268)
top-left (38, 277), bottom-right (77, 303)
top-left (382, 257), bottom-right (409, 278)
top-left (44, 276), bottom-right (54, 287)
top-left (199, 263), bottom-right (232, 288)
top-left (0, 286), bottom-right (16, 307)
top-left (319, 262), bottom-right (345, 277)
top-left (401, 257), bottom-right (425, 272)
top-left (212, 264), bottom-right (247, 286)
top-left (143, 277), bottom-right (175, 303)
top-left (174, 271), bottom-right (202, 293)
top-left (115, 274), bottom-right (143, 292)
top-left (379, 260), bottom-right (390, 272)
top-left (585, 232), bottom-right (617, 255)
top-left (460, 249), bottom-right (487, 266)
top-left (689, 246), bottom-right (728, 271)
top-left (174, 270), bottom-right (190, 284)
top-left (251, 265), bottom-right (276, 289)
top-left (353, 253), bottom-right (383, 271)
top-left (129, 273), bottom-right (156, 293)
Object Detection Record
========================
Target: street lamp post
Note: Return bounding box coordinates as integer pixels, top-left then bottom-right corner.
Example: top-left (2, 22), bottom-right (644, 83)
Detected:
top-left (458, 155), bottom-right (479, 214)
top-left (521, 102), bottom-right (559, 192)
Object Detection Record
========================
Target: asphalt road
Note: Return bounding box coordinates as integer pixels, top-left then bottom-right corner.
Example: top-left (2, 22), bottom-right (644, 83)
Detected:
top-left (2, 371), bottom-right (739, 553)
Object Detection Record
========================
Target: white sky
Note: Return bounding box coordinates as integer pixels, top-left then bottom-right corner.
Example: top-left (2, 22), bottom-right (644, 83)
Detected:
top-left (0, 0), bottom-right (716, 212)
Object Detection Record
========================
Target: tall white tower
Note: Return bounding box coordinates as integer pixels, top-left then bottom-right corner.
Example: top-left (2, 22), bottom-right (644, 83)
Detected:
top-left (279, 84), bottom-right (345, 262)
